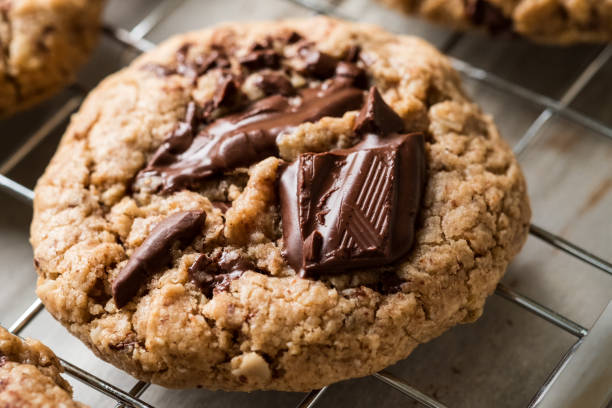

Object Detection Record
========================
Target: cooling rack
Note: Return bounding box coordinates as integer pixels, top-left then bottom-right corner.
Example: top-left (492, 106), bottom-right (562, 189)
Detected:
top-left (0, 0), bottom-right (611, 407)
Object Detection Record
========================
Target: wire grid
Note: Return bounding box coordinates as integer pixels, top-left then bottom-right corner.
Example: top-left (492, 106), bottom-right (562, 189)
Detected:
top-left (0, 0), bottom-right (611, 407)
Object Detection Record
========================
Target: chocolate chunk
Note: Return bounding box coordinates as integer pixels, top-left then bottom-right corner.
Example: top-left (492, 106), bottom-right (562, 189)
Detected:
top-left (255, 73), bottom-right (295, 96)
top-left (344, 45), bottom-right (361, 63)
top-left (212, 75), bottom-right (241, 109)
top-left (335, 61), bottom-right (368, 89)
top-left (112, 210), bottom-right (206, 308)
top-left (189, 252), bottom-right (256, 297)
top-left (284, 31), bottom-right (303, 44)
top-left (239, 48), bottom-right (280, 70)
top-left (0, 355), bottom-right (6, 368)
top-left (353, 87), bottom-right (404, 136)
top-left (137, 78), bottom-right (365, 192)
top-left (299, 48), bottom-right (339, 79)
top-left (464, 0), bottom-right (513, 35)
top-left (148, 102), bottom-right (198, 167)
top-left (143, 44), bottom-right (231, 79)
top-left (279, 132), bottom-right (426, 277)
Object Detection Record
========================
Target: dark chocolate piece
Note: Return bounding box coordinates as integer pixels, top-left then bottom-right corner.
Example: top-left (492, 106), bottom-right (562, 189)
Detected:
top-left (137, 78), bottom-right (365, 192)
top-left (239, 47), bottom-right (280, 70)
top-left (299, 48), bottom-right (339, 79)
top-left (344, 45), bottom-right (361, 63)
top-left (283, 31), bottom-right (303, 44)
top-left (0, 355), bottom-right (6, 368)
top-left (112, 210), bottom-right (206, 308)
top-left (354, 87), bottom-right (404, 136)
top-left (255, 73), bottom-right (295, 96)
top-left (142, 45), bottom-right (230, 79)
top-left (212, 75), bottom-right (241, 110)
top-left (189, 252), bottom-right (256, 297)
top-left (335, 61), bottom-right (368, 89)
top-left (464, 0), bottom-right (513, 35)
top-left (279, 132), bottom-right (425, 277)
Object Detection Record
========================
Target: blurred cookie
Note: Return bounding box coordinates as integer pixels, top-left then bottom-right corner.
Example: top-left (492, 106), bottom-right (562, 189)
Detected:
top-left (0, 0), bottom-right (104, 117)
top-left (380, 0), bottom-right (612, 44)
top-left (0, 326), bottom-right (86, 407)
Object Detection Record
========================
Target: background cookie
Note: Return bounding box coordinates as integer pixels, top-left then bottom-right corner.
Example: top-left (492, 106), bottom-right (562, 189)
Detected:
top-left (31, 17), bottom-right (530, 391)
top-left (0, 326), bottom-right (86, 407)
top-left (0, 0), bottom-right (104, 117)
top-left (379, 0), bottom-right (612, 44)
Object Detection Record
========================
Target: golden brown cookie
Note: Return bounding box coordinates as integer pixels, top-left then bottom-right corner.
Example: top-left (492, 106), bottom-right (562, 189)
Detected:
top-left (379, 0), bottom-right (612, 44)
top-left (0, 326), bottom-right (86, 407)
top-left (31, 17), bottom-right (531, 391)
top-left (0, 0), bottom-right (104, 117)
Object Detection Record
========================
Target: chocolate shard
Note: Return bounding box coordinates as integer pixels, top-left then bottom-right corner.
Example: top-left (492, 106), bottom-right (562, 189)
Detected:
top-left (335, 61), bottom-right (368, 89)
top-left (212, 75), bottom-right (242, 110)
top-left (239, 40), bottom-right (280, 70)
top-left (112, 210), bottom-right (206, 308)
top-left (344, 45), bottom-right (361, 63)
top-left (239, 48), bottom-right (280, 70)
top-left (283, 31), bottom-right (303, 44)
top-left (353, 87), bottom-right (404, 136)
top-left (144, 44), bottom-right (231, 79)
top-left (255, 73), bottom-right (295, 96)
top-left (299, 47), bottom-right (339, 79)
top-left (279, 132), bottom-right (426, 277)
top-left (189, 252), bottom-right (256, 297)
top-left (137, 78), bottom-right (365, 193)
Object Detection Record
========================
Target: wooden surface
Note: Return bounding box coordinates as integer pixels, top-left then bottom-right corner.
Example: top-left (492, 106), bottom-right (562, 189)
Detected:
top-left (0, 0), bottom-right (610, 407)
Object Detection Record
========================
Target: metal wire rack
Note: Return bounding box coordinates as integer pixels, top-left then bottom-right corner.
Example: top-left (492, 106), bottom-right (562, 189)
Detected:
top-left (0, 0), bottom-right (611, 407)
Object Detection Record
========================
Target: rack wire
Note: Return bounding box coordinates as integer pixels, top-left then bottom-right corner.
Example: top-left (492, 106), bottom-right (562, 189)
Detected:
top-left (0, 0), bottom-right (611, 407)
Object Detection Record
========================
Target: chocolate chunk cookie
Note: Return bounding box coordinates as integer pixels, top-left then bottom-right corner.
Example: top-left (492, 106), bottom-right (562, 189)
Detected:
top-left (0, 0), bottom-right (104, 117)
top-left (0, 326), bottom-right (86, 407)
top-left (31, 17), bottom-right (531, 391)
top-left (379, 0), bottom-right (612, 44)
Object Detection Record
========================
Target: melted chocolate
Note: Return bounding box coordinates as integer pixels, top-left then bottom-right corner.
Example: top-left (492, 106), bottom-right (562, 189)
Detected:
top-left (112, 211), bottom-right (206, 308)
top-left (138, 78), bottom-right (365, 192)
top-left (189, 252), bottom-right (257, 297)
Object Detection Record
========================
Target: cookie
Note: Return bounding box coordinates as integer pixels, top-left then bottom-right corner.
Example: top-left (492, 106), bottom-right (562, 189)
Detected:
top-left (0, 326), bottom-right (86, 407)
top-left (31, 17), bottom-right (531, 391)
top-left (379, 0), bottom-right (612, 44)
top-left (0, 0), bottom-right (104, 117)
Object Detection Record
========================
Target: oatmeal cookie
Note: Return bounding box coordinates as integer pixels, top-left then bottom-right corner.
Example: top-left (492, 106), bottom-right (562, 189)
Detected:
top-left (0, 0), bottom-right (104, 117)
top-left (31, 17), bottom-right (531, 391)
top-left (0, 326), bottom-right (86, 407)
top-left (379, 0), bottom-right (612, 44)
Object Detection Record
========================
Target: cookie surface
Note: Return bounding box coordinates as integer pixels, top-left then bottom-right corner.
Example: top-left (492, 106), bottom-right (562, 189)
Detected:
top-left (380, 0), bottom-right (612, 44)
top-left (0, 326), bottom-right (86, 407)
top-left (0, 0), bottom-right (104, 117)
top-left (31, 17), bottom-right (530, 391)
